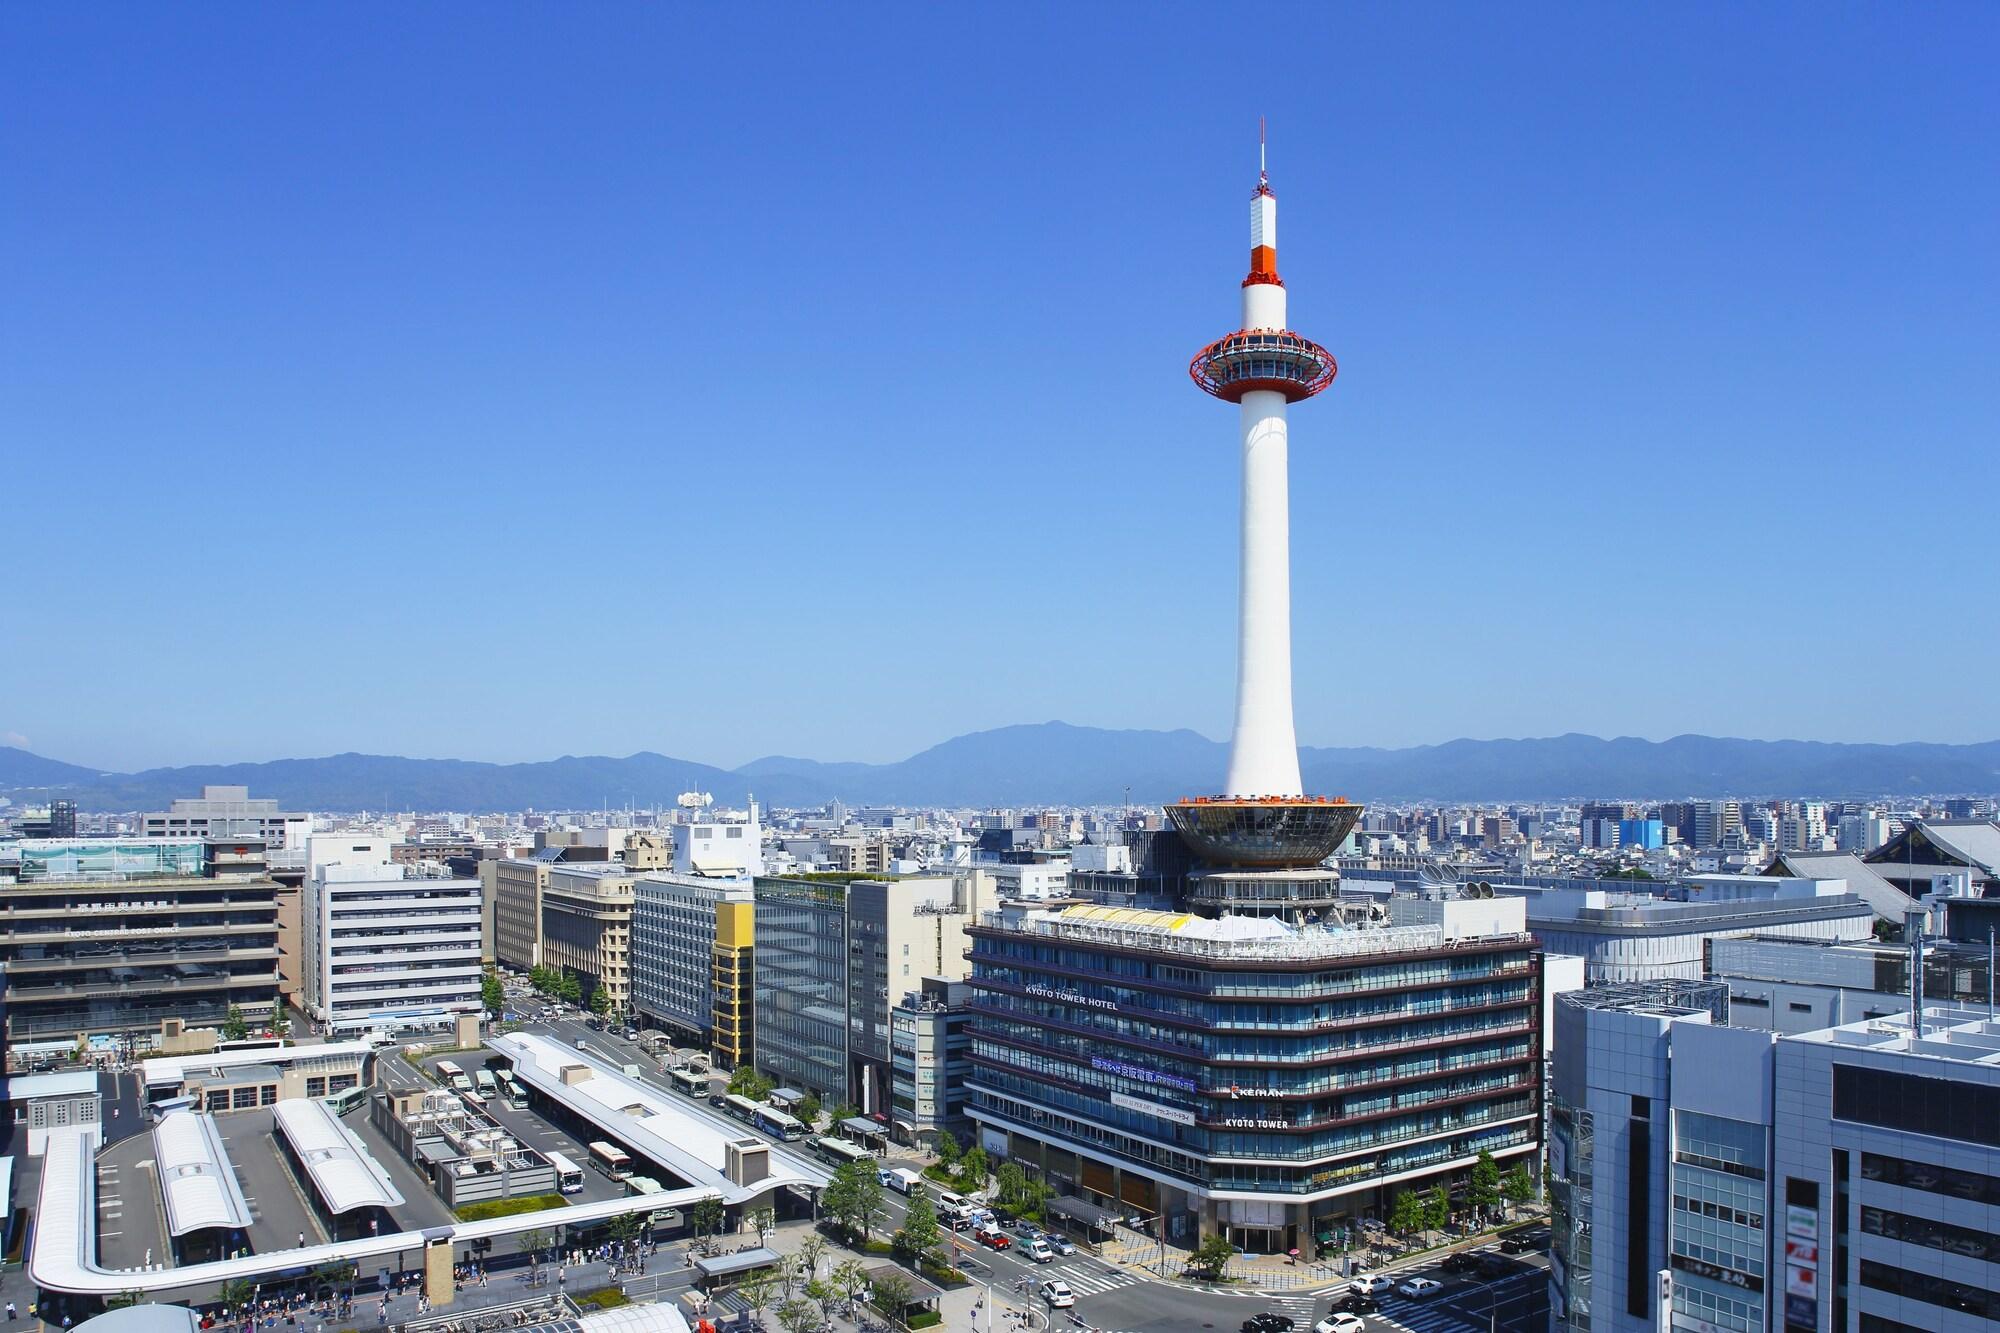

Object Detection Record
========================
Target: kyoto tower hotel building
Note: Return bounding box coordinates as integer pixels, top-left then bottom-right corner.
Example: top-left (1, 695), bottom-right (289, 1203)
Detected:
top-left (963, 148), bottom-right (1544, 1257)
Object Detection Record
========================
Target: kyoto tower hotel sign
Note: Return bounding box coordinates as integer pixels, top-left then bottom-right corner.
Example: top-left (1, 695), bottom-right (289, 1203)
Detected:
top-left (1167, 137), bottom-right (1362, 870)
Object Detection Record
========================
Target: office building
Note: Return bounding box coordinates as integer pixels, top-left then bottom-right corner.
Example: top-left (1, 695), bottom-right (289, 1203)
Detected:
top-left (539, 863), bottom-right (636, 1017)
top-left (751, 873), bottom-right (985, 1109)
top-left (0, 838), bottom-right (281, 1046)
top-left (890, 977), bottom-right (971, 1146)
top-left (1711, 934), bottom-right (1996, 1035)
top-left (1694, 802), bottom-right (1745, 849)
top-left (144, 786), bottom-right (309, 872)
top-left (631, 872), bottom-right (752, 1051)
top-left (968, 902), bottom-right (1545, 1256)
top-left (302, 848), bottom-right (482, 1034)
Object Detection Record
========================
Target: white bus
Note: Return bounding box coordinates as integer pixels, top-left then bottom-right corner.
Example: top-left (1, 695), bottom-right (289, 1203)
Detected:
top-left (722, 1093), bottom-right (762, 1124)
top-left (589, 1140), bottom-right (633, 1181)
top-left (547, 1150), bottom-right (585, 1195)
top-left (496, 1069), bottom-right (528, 1108)
top-left (811, 1136), bottom-right (874, 1169)
top-left (668, 1067), bottom-right (707, 1097)
top-left (474, 1068), bottom-right (498, 1097)
top-left (752, 1106), bottom-right (806, 1141)
top-left (435, 1060), bottom-right (472, 1093)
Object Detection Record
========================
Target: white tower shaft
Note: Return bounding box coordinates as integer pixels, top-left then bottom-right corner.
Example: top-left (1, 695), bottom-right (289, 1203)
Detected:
top-left (1224, 214), bottom-right (1303, 799)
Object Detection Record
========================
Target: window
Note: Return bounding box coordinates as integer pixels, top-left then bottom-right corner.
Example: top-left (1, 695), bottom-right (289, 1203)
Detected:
top-left (1833, 1065), bottom-right (2000, 1147)
top-left (1787, 1002), bottom-right (1812, 1014)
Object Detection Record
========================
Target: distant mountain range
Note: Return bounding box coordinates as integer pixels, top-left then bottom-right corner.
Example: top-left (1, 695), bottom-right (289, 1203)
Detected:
top-left (3, 725), bottom-right (1999, 812)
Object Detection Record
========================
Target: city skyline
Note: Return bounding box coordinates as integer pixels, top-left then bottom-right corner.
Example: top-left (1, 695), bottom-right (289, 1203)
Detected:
top-left (6, 7), bottom-right (1998, 771)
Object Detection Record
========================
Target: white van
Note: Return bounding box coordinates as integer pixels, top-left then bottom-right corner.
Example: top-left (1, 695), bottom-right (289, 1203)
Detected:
top-left (933, 1190), bottom-right (972, 1221)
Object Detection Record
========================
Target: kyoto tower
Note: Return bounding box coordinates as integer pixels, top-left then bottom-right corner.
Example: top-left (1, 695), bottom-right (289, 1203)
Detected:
top-left (1166, 131), bottom-right (1362, 891)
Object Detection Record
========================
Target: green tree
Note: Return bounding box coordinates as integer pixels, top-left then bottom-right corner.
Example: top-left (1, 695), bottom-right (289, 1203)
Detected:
top-left (750, 1205), bottom-right (776, 1244)
top-left (775, 1298), bottom-right (823, 1333)
top-left (897, 1190), bottom-right (943, 1262)
top-left (1389, 1189), bottom-right (1425, 1238)
top-left (270, 999), bottom-right (291, 1039)
top-left (795, 1091), bottom-right (822, 1127)
top-left (529, 965), bottom-right (556, 995)
top-left (221, 1004), bottom-right (249, 1041)
top-left (588, 987), bottom-right (610, 1017)
top-left (796, 1234), bottom-right (828, 1285)
top-left (1501, 1163), bottom-right (1535, 1211)
top-left (1470, 1149), bottom-right (1502, 1221)
top-left (956, 1144), bottom-right (988, 1192)
top-left (518, 1227), bottom-right (552, 1279)
top-left (558, 969), bottom-right (582, 1005)
top-left (1423, 1185), bottom-right (1451, 1238)
top-left (481, 970), bottom-right (506, 1016)
top-left (1189, 1233), bottom-right (1236, 1280)
top-left (869, 1271), bottom-right (913, 1330)
top-left (822, 1160), bottom-right (886, 1242)
top-left (607, 1211), bottom-right (643, 1249)
top-left (689, 1197), bottom-right (725, 1243)
top-left (935, 1130), bottom-right (961, 1170)
top-left (994, 1161), bottom-right (1027, 1209)
top-left (830, 1100), bottom-right (862, 1125)
top-left (728, 1066), bottom-right (774, 1100)
top-left (831, 1258), bottom-right (870, 1313)
top-left (218, 1279), bottom-right (256, 1313)
top-left (739, 1271), bottom-right (781, 1322)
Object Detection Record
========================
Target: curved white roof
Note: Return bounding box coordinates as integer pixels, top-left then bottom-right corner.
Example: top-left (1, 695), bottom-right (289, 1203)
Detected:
top-left (273, 1098), bottom-right (404, 1214)
top-left (153, 1111), bottom-right (253, 1237)
top-left (490, 1032), bottom-right (829, 1204)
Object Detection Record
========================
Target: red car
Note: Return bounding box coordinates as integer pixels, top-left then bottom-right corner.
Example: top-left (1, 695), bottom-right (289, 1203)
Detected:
top-left (977, 1229), bottom-right (1012, 1252)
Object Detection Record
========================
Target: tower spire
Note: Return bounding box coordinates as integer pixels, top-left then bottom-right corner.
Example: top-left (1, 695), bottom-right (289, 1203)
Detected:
top-left (1259, 115), bottom-right (1267, 186)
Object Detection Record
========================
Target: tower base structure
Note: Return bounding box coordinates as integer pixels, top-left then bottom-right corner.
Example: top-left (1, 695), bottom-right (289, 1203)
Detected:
top-left (1165, 795), bottom-right (1362, 870)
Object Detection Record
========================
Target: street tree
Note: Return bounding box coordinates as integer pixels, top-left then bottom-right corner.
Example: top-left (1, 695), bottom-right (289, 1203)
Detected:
top-left (689, 1198), bottom-right (725, 1244)
top-left (481, 970), bottom-right (506, 1016)
top-left (935, 1130), bottom-right (961, 1170)
top-left (222, 1005), bottom-right (249, 1041)
top-left (519, 1228), bottom-right (552, 1280)
top-left (822, 1160), bottom-right (886, 1242)
top-left (588, 987), bottom-right (610, 1017)
top-left (557, 969), bottom-right (582, 1005)
top-left (1423, 1186), bottom-right (1451, 1239)
top-left (796, 1234), bottom-right (828, 1284)
top-left (795, 1091), bottom-right (822, 1127)
top-left (897, 1190), bottom-right (943, 1262)
top-left (956, 1144), bottom-right (988, 1192)
top-left (995, 1161), bottom-right (1027, 1209)
top-left (775, 1298), bottom-right (823, 1333)
top-left (1470, 1149), bottom-right (1502, 1222)
top-left (1189, 1233), bottom-right (1236, 1281)
top-left (1501, 1163), bottom-right (1536, 1211)
top-left (739, 1272), bottom-right (780, 1322)
top-left (830, 1258), bottom-right (870, 1313)
top-left (1389, 1189), bottom-right (1425, 1238)
top-left (750, 1205), bottom-right (776, 1244)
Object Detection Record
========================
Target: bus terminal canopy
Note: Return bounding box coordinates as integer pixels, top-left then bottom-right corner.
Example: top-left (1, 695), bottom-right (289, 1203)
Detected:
top-left (838, 1117), bottom-right (887, 1141)
top-left (692, 1247), bottom-right (781, 1282)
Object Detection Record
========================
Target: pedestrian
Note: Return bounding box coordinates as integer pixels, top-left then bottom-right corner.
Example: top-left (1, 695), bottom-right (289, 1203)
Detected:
top-left (6, 1301), bottom-right (15, 1320)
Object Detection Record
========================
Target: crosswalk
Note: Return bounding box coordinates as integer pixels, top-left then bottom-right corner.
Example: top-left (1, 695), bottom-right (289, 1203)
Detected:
top-left (1044, 1260), bottom-right (1142, 1296)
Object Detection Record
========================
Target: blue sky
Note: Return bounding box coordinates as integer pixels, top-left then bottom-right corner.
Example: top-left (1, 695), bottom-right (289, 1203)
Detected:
top-left (4, 6), bottom-right (1996, 772)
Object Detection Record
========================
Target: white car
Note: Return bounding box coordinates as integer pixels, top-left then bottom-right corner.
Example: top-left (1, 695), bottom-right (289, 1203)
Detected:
top-left (1397, 1277), bottom-right (1444, 1299)
top-left (1028, 1238), bottom-right (1055, 1263)
top-left (1314, 1315), bottom-right (1366, 1333)
top-left (1349, 1274), bottom-right (1392, 1295)
top-left (1040, 1281), bottom-right (1075, 1309)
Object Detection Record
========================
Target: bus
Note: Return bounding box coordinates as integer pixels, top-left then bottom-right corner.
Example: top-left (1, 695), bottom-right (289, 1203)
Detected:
top-left (589, 1140), bottom-right (633, 1181)
top-left (811, 1136), bottom-right (874, 1169)
top-left (435, 1060), bottom-right (472, 1093)
top-left (461, 1090), bottom-right (487, 1112)
top-left (547, 1150), bottom-right (585, 1195)
top-left (323, 1086), bottom-right (371, 1117)
top-left (668, 1067), bottom-right (707, 1098)
top-left (496, 1069), bottom-right (528, 1108)
top-left (474, 1068), bottom-right (498, 1097)
top-left (722, 1093), bottom-right (762, 1124)
top-left (752, 1107), bottom-right (806, 1141)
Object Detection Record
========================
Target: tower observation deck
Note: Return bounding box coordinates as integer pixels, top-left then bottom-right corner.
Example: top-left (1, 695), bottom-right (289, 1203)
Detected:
top-left (1166, 137), bottom-right (1362, 879)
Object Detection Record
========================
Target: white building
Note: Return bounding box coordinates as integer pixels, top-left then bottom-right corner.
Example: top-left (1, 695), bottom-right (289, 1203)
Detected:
top-left (302, 844), bottom-right (482, 1035)
top-left (672, 806), bottom-right (763, 878)
top-left (143, 786), bottom-right (310, 870)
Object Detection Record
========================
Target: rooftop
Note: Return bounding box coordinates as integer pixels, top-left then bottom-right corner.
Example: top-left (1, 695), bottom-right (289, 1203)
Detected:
top-left (272, 1098), bottom-right (405, 1214)
top-left (489, 1032), bottom-right (829, 1204)
top-left (143, 1040), bottom-right (376, 1089)
top-left (1794, 1004), bottom-right (2000, 1066)
top-left (153, 1111), bottom-right (253, 1236)
top-left (981, 903), bottom-right (1483, 961)
top-left (4, 1070), bottom-right (100, 1101)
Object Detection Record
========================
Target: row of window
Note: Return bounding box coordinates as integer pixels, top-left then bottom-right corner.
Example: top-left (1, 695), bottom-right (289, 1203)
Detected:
top-left (1858, 1258), bottom-right (2000, 1319)
top-left (1833, 1064), bottom-right (2000, 1149)
top-left (1859, 1203), bottom-right (1993, 1263)
top-left (1860, 1150), bottom-right (2000, 1205)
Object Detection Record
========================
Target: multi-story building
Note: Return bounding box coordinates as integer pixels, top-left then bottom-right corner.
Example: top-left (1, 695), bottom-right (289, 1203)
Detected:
top-left (890, 976), bottom-right (971, 1146)
top-left (751, 873), bottom-right (984, 1109)
top-left (1711, 934), bottom-right (1995, 1035)
top-left (143, 785), bottom-right (310, 871)
top-left (302, 853), bottom-right (482, 1035)
top-left (966, 901), bottom-right (1545, 1256)
top-left (1866, 819), bottom-right (2000, 899)
top-left (1551, 984), bottom-right (2000, 1333)
top-left (711, 894), bottom-right (754, 1072)
top-left (0, 838), bottom-right (281, 1045)
top-left (1694, 802), bottom-right (1745, 850)
top-left (539, 864), bottom-right (636, 1017)
top-left (631, 872), bottom-right (751, 1047)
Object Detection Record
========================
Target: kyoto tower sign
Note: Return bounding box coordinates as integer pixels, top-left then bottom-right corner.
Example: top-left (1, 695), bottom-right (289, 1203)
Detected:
top-left (1167, 131), bottom-right (1363, 872)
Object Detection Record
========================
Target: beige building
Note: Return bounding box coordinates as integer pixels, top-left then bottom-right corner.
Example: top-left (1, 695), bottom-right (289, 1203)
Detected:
top-left (539, 864), bottom-right (637, 1017)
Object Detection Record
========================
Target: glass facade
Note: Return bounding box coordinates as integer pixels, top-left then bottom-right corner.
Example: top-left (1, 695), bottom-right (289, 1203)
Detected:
top-left (752, 877), bottom-right (847, 1097)
top-left (1669, 1110), bottom-right (1768, 1333)
top-left (632, 875), bottom-right (741, 1040)
top-left (965, 913), bottom-right (1540, 1217)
